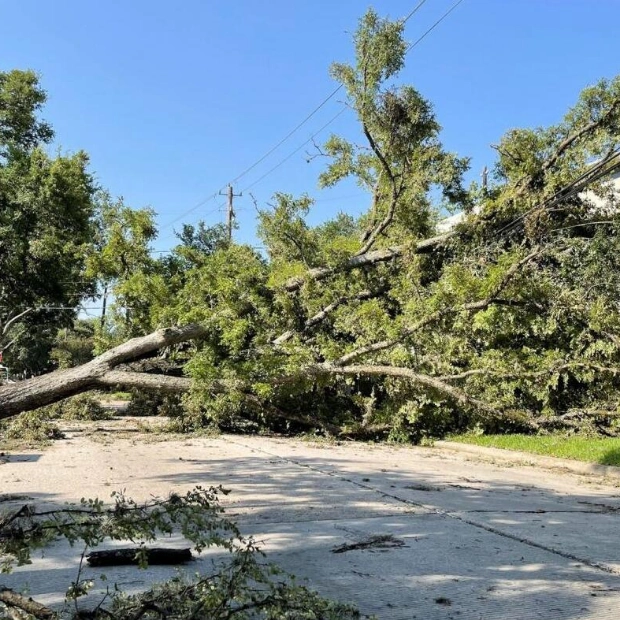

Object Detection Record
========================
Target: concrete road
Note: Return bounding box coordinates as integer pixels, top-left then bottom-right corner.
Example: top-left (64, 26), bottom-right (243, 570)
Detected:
top-left (2, 423), bottom-right (620, 618)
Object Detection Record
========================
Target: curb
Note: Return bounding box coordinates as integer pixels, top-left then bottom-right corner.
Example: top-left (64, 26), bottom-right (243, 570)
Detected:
top-left (435, 440), bottom-right (620, 479)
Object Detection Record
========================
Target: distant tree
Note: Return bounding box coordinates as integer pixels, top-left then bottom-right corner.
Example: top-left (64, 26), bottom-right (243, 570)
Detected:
top-left (175, 221), bottom-right (229, 256)
top-left (49, 319), bottom-right (96, 369)
top-left (85, 192), bottom-right (158, 350)
top-left (0, 69), bottom-right (53, 154)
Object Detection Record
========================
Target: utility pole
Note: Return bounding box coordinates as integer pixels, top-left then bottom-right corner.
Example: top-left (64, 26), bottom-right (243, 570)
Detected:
top-left (481, 165), bottom-right (488, 194)
top-left (220, 184), bottom-right (242, 242)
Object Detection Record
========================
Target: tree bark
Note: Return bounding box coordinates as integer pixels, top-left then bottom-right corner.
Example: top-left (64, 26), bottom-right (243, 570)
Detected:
top-left (86, 547), bottom-right (193, 567)
top-left (96, 371), bottom-right (193, 392)
top-left (0, 588), bottom-right (54, 619)
top-left (0, 324), bottom-right (206, 420)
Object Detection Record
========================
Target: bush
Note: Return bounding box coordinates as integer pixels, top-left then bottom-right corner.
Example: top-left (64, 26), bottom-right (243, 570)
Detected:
top-left (0, 395), bottom-right (114, 444)
top-left (55, 394), bottom-right (112, 421)
top-left (27, 393), bottom-right (113, 422)
top-left (0, 409), bottom-right (64, 443)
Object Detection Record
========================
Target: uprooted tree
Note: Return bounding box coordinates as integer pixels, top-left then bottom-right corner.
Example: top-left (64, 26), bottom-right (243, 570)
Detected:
top-left (3, 10), bottom-right (620, 440)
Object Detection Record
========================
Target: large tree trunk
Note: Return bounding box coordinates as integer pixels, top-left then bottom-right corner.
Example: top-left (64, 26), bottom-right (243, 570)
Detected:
top-left (0, 587), bottom-right (54, 619)
top-left (0, 319), bottom-right (512, 429)
top-left (0, 324), bottom-right (205, 420)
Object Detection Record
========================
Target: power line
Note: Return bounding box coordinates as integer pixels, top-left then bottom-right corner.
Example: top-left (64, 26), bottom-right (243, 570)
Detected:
top-left (230, 0), bottom-right (426, 185)
top-left (158, 0), bottom-right (462, 234)
top-left (192, 1), bottom-right (429, 198)
top-left (402, 0), bottom-right (428, 24)
top-left (495, 150), bottom-right (620, 239)
top-left (229, 86), bottom-right (343, 187)
top-left (205, 1), bottom-right (429, 198)
top-left (229, 0), bottom-right (428, 193)
top-left (157, 89), bottom-right (345, 233)
top-left (224, 0), bottom-right (429, 193)
top-left (241, 107), bottom-right (348, 193)
top-left (160, 202), bottom-right (224, 232)
top-left (406, 0), bottom-right (465, 52)
top-left (239, 1), bottom-right (467, 195)
top-left (157, 92), bottom-right (345, 234)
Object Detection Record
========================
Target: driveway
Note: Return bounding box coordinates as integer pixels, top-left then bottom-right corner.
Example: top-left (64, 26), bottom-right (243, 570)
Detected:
top-left (2, 422), bottom-right (620, 619)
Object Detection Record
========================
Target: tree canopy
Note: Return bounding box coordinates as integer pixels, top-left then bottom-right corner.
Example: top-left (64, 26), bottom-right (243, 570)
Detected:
top-left (2, 11), bottom-right (620, 441)
top-left (131, 9), bottom-right (620, 440)
top-left (0, 70), bottom-right (99, 373)
top-left (0, 71), bottom-right (160, 375)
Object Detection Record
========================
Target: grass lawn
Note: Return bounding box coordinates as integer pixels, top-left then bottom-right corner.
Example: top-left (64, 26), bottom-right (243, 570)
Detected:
top-left (449, 434), bottom-right (620, 467)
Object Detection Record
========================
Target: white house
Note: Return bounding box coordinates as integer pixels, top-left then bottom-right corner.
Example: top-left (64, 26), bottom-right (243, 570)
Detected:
top-left (436, 170), bottom-right (620, 234)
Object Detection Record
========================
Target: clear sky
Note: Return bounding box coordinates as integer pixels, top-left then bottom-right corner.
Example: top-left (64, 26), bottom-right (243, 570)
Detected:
top-left (1, 0), bottom-right (619, 251)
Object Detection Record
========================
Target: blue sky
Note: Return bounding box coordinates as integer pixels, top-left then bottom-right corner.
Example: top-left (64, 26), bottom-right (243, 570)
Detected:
top-left (2, 0), bottom-right (619, 251)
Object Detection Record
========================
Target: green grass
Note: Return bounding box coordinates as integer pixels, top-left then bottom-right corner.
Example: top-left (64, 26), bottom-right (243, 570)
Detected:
top-left (450, 434), bottom-right (620, 466)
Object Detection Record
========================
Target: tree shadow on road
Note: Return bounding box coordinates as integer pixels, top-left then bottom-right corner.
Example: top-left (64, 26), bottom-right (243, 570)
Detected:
top-left (3, 435), bottom-right (620, 619)
top-left (142, 439), bottom-right (620, 620)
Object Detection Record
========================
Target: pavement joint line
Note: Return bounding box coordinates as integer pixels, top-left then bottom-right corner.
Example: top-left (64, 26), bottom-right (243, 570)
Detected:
top-left (226, 437), bottom-right (620, 577)
top-left (459, 509), bottom-right (605, 514)
top-left (233, 512), bottom-right (417, 526)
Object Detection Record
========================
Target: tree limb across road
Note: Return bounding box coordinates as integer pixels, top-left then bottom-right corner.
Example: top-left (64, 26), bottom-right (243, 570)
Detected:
top-left (0, 324), bottom-right (206, 420)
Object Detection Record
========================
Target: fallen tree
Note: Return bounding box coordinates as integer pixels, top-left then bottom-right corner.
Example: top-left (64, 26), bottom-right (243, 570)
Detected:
top-left (0, 325), bottom-right (204, 420)
top-left (3, 11), bottom-right (620, 441)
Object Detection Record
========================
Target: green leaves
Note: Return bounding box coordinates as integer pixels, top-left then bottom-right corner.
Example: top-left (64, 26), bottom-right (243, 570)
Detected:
top-left (6, 11), bottom-right (620, 443)
top-left (149, 12), bottom-right (620, 440)
top-left (2, 486), bottom-right (361, 618)
top-left (330, 8), bottom-right (406, 103)
top-left (0, 70), bottom-right (53, 156)
top-left (0, 144), bottom-right (97, 371)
